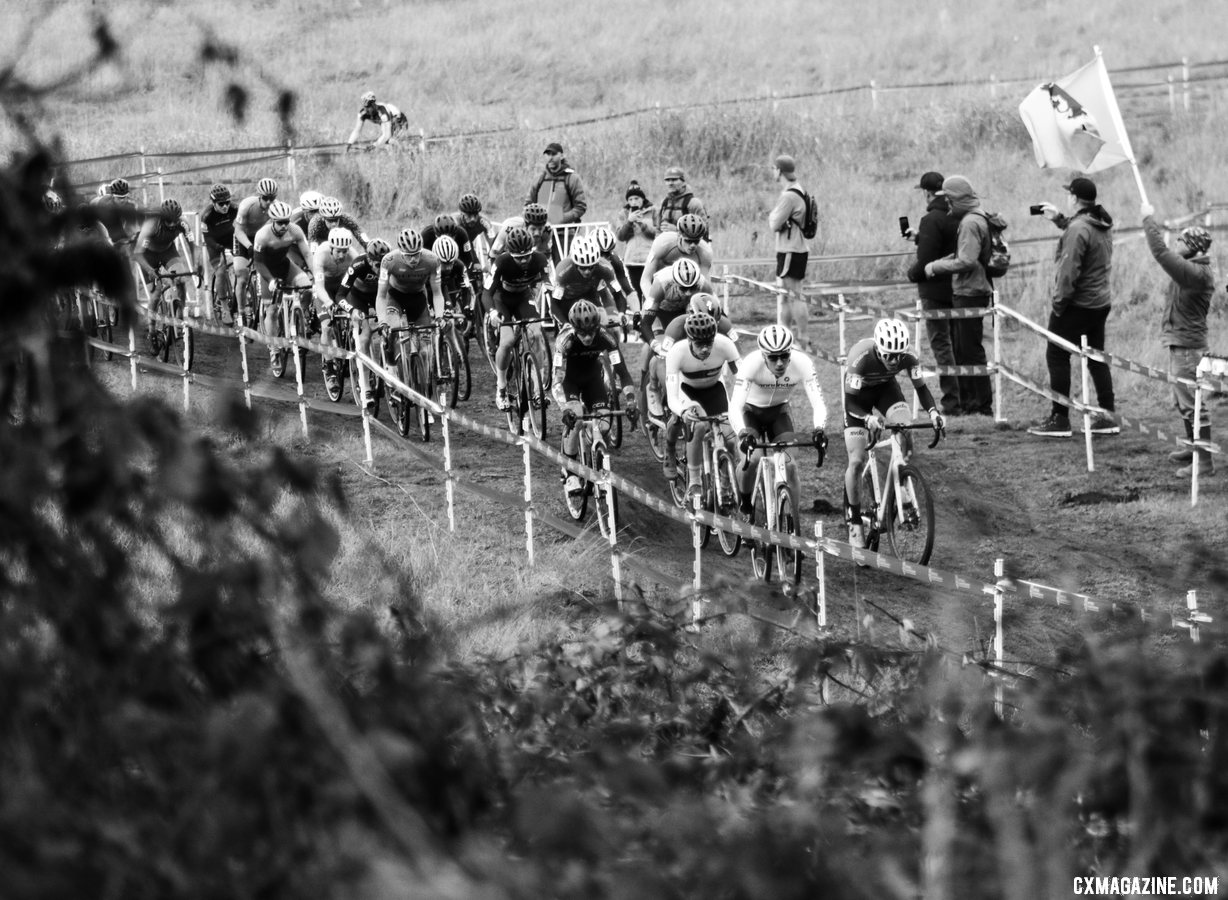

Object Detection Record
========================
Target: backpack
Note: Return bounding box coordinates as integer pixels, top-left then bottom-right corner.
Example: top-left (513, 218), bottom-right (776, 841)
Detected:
top-left (973, 210), bottom-right (1010, 280)
top-left (787, 187), bottom-right (819, 240)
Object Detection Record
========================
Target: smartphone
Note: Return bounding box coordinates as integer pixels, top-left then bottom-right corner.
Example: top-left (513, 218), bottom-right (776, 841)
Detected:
top-left (1029, 204), bottom-right (1045, 216)
top-left (898, 216), bottom-right (910, 237)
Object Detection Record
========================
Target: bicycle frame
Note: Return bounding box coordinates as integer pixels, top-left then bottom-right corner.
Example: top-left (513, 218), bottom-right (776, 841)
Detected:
top-left (861, 425), bottom-right (935, 532)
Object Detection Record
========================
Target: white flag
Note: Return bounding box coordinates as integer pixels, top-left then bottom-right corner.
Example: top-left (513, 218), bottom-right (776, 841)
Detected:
top-left (1019, 54), bottom-right (1134, 174)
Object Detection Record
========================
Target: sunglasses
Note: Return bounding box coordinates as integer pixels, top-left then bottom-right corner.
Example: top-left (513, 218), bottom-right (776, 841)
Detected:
top-left (767, 352), bottom-right (790, 364)
top-left (665, 177), bottom-right (683, 183)
top-left (881, 352), bottom-right (903, 365)
top-left (259, 195), bottom-right (275, 202)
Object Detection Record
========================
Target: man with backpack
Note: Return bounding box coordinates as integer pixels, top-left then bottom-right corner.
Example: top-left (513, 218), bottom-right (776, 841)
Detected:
top-left (924, 175), bottom-right (995, 416)
top-left (657, 166), bottom-right (708, 236)
top-left (769, 154), bottom-right (816, 350)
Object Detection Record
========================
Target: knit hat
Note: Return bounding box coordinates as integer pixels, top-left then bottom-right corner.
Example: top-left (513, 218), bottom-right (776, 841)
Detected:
top-left (625, 180), bottom-right (648, 203)
top-left (773, 154), bottom-right (796, 175)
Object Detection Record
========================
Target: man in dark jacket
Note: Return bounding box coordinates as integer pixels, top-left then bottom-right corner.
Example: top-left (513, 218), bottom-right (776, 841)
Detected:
top-left (1142, 203), bottom-right (1216, 475)
top-left (1028, 176), bottom-right (1117, 437)
top-left (906, 171), bottom-right (961, 415)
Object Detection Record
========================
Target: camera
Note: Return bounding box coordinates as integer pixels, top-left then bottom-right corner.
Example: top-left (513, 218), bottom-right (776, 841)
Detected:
top-left (1029, 204), bottom-right (1045, 216)
top-left (898, 216), bottom-right (910, 237)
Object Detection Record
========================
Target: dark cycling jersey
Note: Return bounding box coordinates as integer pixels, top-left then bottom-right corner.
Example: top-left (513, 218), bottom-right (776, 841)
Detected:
top-left (360, 101), bottom-right (408, 132)
top-left (91, 195), bottom-right (138, 245)
top-left (490, 250), bottom-right (550, 295)
top-left (199, 202), bottom-right (237, 257)
top-left (553, 327), bottom-right (630, 387)
top-left (601, 251), bottom-right (635, 297)
top-left (307, 212), bottom-right (367, 247)
top-left (438, 259), bottom-right (471, 300)
top-left (842, 336), bottom-right (935, 420)
top-left (138, 216), bottom-right (188, 255)
top-left (421, 223), bottom-right (477, 270)
top-left (550, 258), bottom-right (619, 324)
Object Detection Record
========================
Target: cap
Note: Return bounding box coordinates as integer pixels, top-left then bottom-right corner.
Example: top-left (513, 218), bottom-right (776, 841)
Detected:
top-left (916, 171), bottom-right (944, 192)
top-left (543, 142), bottom-right (564, 155)
top-left (1063, 176), bottom-right (1097, 202)
top-left (773, 154), bottom-right (796, 175)
top-left (664, 165), bottom-right (685, 181)
top-left (937, 175), bottom-right (977, 200)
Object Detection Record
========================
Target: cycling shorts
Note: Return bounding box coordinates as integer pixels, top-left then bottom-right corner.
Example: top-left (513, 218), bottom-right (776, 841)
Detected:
top-left (315, 276), bottom-right (344, 316)
top-left (259, 263), bottom-right (310, 303)
top-left (232, 238), bottom-right (254, 261)
top-left (386, 285), bottom-right (429, 323)
top-left (345, 287), bottom-right (377, 316)
top-left (142, 246), bottom-right (185, 272)
top-left (562, 378), bottom-right (610, 410)
top-left (493, 288), bottom-right (537, 324)
top-left (741, 403), bottom-right (794, 440)
top-left (680, 381), bottom-right (729, 417)
top-left (843, 381), bottom-right (906, 429)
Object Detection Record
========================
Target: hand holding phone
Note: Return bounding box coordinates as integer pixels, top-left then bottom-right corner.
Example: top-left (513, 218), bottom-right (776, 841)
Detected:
top-left (898, 216), bottom-right (910, 238)
top-left (1029, 205), bottom-right (1045, 216)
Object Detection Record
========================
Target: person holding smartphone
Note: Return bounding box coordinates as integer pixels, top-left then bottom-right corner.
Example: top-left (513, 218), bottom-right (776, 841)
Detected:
top-left (614, 180), bottom-right (658, 307)
top-left (905, 170), bottom-right (961, 416)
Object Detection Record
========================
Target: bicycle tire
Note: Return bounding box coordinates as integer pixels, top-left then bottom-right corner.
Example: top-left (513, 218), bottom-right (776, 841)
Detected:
top-left (269, 303), bottom-right (287, 378)
top-left (714, 448), bottom-right (741, 557)
top-left (454, 326), bottom-right (471, 402)
top-left (856, 462), bottom-right (881, 553)
top-left (774, 483), bottom-right (803, 586)
top-left (668, 437), bottom-right (688, 507)
top-left (394, 352), bottom-right (413, 437)
top-left (481, 313), bottom-right (499, 376)
top-left (213, 266), bottom-right (235, 323)
top-left (438, 330), bottom-right (460, 409)
top-left (564, 437), bottom-right (590, 523)
top-left (324, 319), bottom-right (347, 403)
top-left (179, 305), bottom-right (194, 372)
top-left (639, 371), bottom-right (665, 461)
top-left (96, 295), bottom-right (115, 361)
top-left (523, 350), bottom-right (547, 439)
top-left (291, 306), bottom-right (309, 375)
top-left (696, 468), bottom-right (713, 550)
top-left (412, 353), bottom-right (431, 443)
top-left (885, 464), bottom-right (935, 565)
top-left (349, 352), bottom-right (365, 411)
top-left (750, 486), bottom-right (771, 581)
top-left (593, 444), bottom-right (617, 539)
top-left (536, 327), bottom-right (554, 391)
top-left (504, 354), bottom-right (523, 435)
top-left (605, 362), bottom-right (623, 449)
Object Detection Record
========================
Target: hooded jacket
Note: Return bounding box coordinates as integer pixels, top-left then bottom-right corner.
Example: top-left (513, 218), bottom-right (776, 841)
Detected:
top-left (1143, 216), bottom-right (1215, 349)
top-left (527, 158), bottom-right (588, 224)
top-left (1052, 205), bottom-right (1113, 314)
top-left (926, 194), bottom-right (992, 297)
top-left (907, 194), bottom-right (957, 301)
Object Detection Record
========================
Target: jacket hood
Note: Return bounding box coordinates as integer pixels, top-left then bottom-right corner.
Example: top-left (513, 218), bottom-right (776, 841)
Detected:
top-left (1078, 204), bottom-right (1113, 229)
top-left (947, 195), bottom-right (982, 216)
top-left (926, 195), bottom-right (950, 214)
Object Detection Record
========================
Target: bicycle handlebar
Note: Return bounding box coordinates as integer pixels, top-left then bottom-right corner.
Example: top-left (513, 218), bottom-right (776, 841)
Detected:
top-left (865, 420), bottom-right (945, 451)
top-left (739, 437), bottom-right (825, 470)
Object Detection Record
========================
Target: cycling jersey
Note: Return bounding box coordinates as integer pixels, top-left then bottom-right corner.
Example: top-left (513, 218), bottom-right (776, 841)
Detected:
top-left (421, 223), bottom-right (476, 269)
top-left (729, 349), bottom-right (826, 432)
top-left (438, 259), bottom-right (472, 300)
top-left (490, 216), bottom-right (554, 258)
top-left (340, 256), bottom-right (381, 313)
top-left (253, 221), bottom-right (310, 281)
top-left (550, 258), bottom-right (619, 323)
top-left (643, 269), bottom-right (715, 323)
top-left (843, 336), bottom-right (936, 421)
top-left (90, 195), bottom-right (137, 246)
top-left (359, 101), bottom-right (407, 132)
top-left (235, 196), bottom-right (270, 242)
top-left (489, 250), bottom-right (550, 295)
top-left (661, 309), bottom-right (733, 346)
top-left (665, 335), bottom-right (740, 416)
top-left (137, 216), bottom-right (187, 255)
top-left (553, 327), bottom-right (629, 387)
top-left (601, 251), bottom-right (636, 299)
top-left (199, 202), bottom-right (237, 257)
top-left (312, 243), bottom-right (359, 304)
top-left (640, 233), bottom-right (714, 296)
top-left (379, 248), bottom-right (440, 294)
top-left (456, 212), bottom-right (496, 243)
top-left (307, 213), bottom-right (368, 248)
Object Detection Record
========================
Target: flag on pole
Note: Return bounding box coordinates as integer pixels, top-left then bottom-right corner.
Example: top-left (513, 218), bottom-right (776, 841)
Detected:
top-left (1019, 53), bottom-right (1135, 173)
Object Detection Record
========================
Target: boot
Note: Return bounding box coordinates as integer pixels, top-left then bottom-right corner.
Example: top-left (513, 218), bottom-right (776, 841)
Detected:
top-left (1177, 425), bottom-right (1214, 477)
top-left (1169, 419), bottom-right (1194, 463)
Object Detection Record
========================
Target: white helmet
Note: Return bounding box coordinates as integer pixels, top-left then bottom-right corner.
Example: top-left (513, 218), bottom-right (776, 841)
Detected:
top-left (757, 324), bottom-right (794, 355)
top-left (300, 190), bottom-right (323, 212)
top-left (328, 228), bottom-right (351, 251)
top-left (569, 237), bottom-right (600, 267)
top-left (671, 258), bottom-right (700, 289)
top-left (873, 318), bottom-right (910, 355)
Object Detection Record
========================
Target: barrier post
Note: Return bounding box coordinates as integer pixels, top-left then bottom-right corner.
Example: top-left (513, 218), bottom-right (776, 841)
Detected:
top-left (814, 521), bottom-right (826, 630)
top-left (1182, 57), bottom-right (1191, 113)
top-left (722, 264), bottom-right (731, 318)
top-left (291, 324), bottom-right (308, 439)
top-left (690, 492), bottom-right (703, 627)
top-left (157, 168), bottom-right (165, 203)
top-left (1080, 334), bottom-right (1093, 472)
top-left (1190, 384), bottom-right (1203, 506)
top-left (237, 328), bottom-right (253, 409)
top-left (870, 79), bottom-right (879, 113)
top-left (603, 453), bottom-right (622, 605)
top-left (128, 325), bottom-right (138, 391)
top-left (523, 439), bottom-right (535, 567)
top-left (911, 297), bottom-right (922, 419)
top-left (442, 412), bottom-right (456, 532)
top-left (993, 558), bottom-right (1006, 719)
top-left (992, 291), bottom-right (1003, 422)
top-left (181, 325), bottom-right (190, 412)
top-left (285, 141), bottom-right (296, 193)
top-left (138, 147), bottom-right (149, 207)
top-left (1168, 74), bottom-right (1176, 115)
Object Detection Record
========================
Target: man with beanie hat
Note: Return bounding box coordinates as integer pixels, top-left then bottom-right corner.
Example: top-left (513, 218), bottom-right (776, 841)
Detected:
top-left (1141, 201), bottom-right (1216, 475)
top-left (1028, 176), bottom-right (1117, 437)
top-left (615, 180), bottom-right (658, 304)
top-left (907, 170), bottom-right (961, 415)
top-left (923, 174), bottom-right (994, 415)
top-left (769, 153), bottom-right (813, 349)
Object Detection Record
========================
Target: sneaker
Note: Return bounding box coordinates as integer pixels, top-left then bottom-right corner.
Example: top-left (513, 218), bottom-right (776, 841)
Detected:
top-left (1087, 413), bottom-right (1120, 435)
top-left (1027, 413), bottom-right (1072, 438)
top-left (564, 474), bottom-right (583, 494)
top-left (662, 460), bottom-right (677, 481)
top-left (495, 388), bottom-right (511, 411)
top-left (646, 389), bottom-right (664, 419)
top-left (1169, 447), bottom-right (1194, 464)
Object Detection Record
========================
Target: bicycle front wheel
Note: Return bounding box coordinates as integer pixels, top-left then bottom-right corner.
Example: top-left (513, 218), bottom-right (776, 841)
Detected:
top-left (604, 363), bottom-right (623, 449)
top-left (504, 357), bottom-right (523, 436)
top-left (438, 332), bottom-right (460, 409)
top-left (95, 295), bottom-right (116, 361)
top-left (291, 306), bottom-right (309, 375)
top-left (269, 307), bottom-right (287, 378)
top-left (856, 462), bottom-right (881, 553)
top-left (412, 353), bottom-right (431, 442)
top-left (774, 484), bottom-right (803, 587)
top-left (884, 464), bottom-right (935, 565)
top-left (523, 351), bottom-right (547, 439)
top-left (394, 353), bottom-right (412, 437)
top-left (564, 438), bottom-right (590, 523)
top-left (714, 449), bottom-right (741, 557)
top-left (750, 487), bottom-right (771, 581)
top-left (593, 445), bottom-right (617, 539)
top-left (640, 371), bottom-right (665, 462)
top-left (453, 327), bottom-right (471, 402)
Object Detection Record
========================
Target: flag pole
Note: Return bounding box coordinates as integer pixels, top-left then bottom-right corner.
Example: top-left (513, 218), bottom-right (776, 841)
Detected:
top-left (1094, 45), bottom-right (1149, 205)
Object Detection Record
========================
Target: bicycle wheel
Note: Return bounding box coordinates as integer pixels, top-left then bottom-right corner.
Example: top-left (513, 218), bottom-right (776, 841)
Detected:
top-left (523, 351), bottom-right (547, 439)
top-left (535, 323), bottom-right (554, 391)
top-left (437, 331), bottom-right (459, 409)
top-left (269, 305), bottom-right (287, 378)
top-left (668, 437), bottom-right (689, 507)
top-left (605, 364), bottom-right (624, 449)
top-left (176, 300), bottom-right (194, 372)
top-left (481, 313), bottom-right (499, 376)
top-left (564, 437), bottom-right (590, 523)
top-left (640, 371), bottom-right (665, 461)
top-left (454, 327), bottom-right (472, 402)
top-left (411, 353), bottom-right (431, 442)
top-left (856, 463), bottom-right (881, 553)
top-left (696, 468), bottom-right (712, 550)
top-left (714, 448), bottom-right (742, 558)
top-left (394, 352), bottom-right (413, 437)
top-left (324, 320), bottom-right (347, 403)
top-left (750, 487), bottom-right (771, 581)
top-left (291, 306), bottom-right (309, 375)
top-left (95, 295), bottom-right (115, 361)
top-left (885, 464), bottom-right (935, 565)
top-left (349, 351), bottom-right (365, 411)
top-left (774, 484), bottom-right (803, 587)
top-left (214, 267), bottom-right (235, 323)
top-left (593, 445), bottom-right (617, 539)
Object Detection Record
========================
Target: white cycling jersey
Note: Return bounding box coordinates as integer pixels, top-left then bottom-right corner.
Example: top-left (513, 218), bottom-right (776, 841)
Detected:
top-left (728, 349), bottom-right (827, 432)
top-left (664, 334), bottom-right (739, 416)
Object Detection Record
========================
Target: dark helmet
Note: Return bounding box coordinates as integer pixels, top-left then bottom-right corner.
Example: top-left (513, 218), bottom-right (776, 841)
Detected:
top-left (458, 193), bottom-right (482, 214)
top-left (506, 226), bottom-right (534, 255)
top-left (677, 213), bottom-right (705, 240)
top-left (568, 299), bottom-right (601, 335)
top-left (160, 198), bottom-right (182, 221)
top-left (522, 202), bottom-right (548, 226)
top-left (209, 183), bottom-right (232, 202)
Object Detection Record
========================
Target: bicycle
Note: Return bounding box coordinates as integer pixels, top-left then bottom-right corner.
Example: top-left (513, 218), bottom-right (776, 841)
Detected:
top-left (209, 250), bottom-right (237, 323)
top-left (742, 436), bottom-right (825, 587)
top-left (379, 322), bottom-right (435, 441)
top-left (854, 422), bottom-right (942, 565)
top-left (320, 304), bottom-right (350, 403)
top-left (671, 413), bottom-right (741, 556)
top-left (433, 308), bottom-right (470, 409)
top-left (145, 268), bottom-right (194, 370)
top-left (481, 285), bottom-right (553, 381)
top-left (266, 281), bottom-right (311, 379)
top-left (77, 286), bottom-right (119, 362)
top-left (498, 315), bottom-right (552, 438)
top-left (344, 309), bottom-right (382, 417)
top-left (562, 408), bottom-right (637, 538)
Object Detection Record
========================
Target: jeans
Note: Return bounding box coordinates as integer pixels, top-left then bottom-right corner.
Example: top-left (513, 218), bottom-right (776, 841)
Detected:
top-left (1170, 346), bottom-right (1207, 428)
top-left (1045, 305), bottom-right (1114, 417)
top-left (952, 293), bottom-right (993, 414)
top-left (921, 293), bottom-right (960, 414)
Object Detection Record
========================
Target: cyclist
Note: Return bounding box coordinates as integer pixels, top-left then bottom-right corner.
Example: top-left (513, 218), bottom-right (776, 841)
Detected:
top-left (552, 300), bottom-right (638, 496)
top-left (664, 309), bottom-right (741, 499)
top-left (432, 235), bottom-right (476, 329)
top-left (375, 227), bottom-right (442, 378)
top-left (489, 202), bottom-right (555, 261)
top-left (253, 199), bottom-right (312, 367)
top-left (549, 236), bottom-right (622, 329)
top-left (199, 183), bottom-right (238, 319)
top-left (590, 225), bottom-right (637, 317)
top-left (455, 192), bottom-right (496, 248)
top-left (291, 190), bottom-right (322, 234)
top-left (346, 91), bottom-right (409, 150)
top-left (338, 237), bottom-right (390, 410)
top-left (486, 225), bottom-right (551, 411)
top-left (641, 258), bottom-right (715, 417)
top-left (638, 212), bottom-right (712, 299)
top-left (234, 177), bottom-right (280, 318)
top-left (421, 213), bottom-right (478, 274)
top-left (90, 177), bottom-right (139, 252)
top-left (311, 227), bottom-right (361, 391)
top-left (730, 324), bottom-right (827, 516)
top-left (135, 198), bottom-right (198, 316)
top-left (307, 196), bottom-right (369, 254)
top-left (843, 318), bottom-right (944, 548)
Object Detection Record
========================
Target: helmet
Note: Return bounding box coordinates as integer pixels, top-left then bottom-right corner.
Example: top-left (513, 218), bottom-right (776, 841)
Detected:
top-left (397, 228), bottom-right (423, 254)
top-left (677, 213), bottom-right (705, 240)
top-left (1180, 226), bottom-right (1212, 255)
top-left (432, 235), bottom-right (459, 263)
top-left (268, 200), bottom-right (292, 222)
top-left (328, 228), bottom-right (351, 251)
top-left (458, 193), bottom-right (482, 214)
top-left (569, 237), bottom-right (600, 267)
top-left (684, 311), bottom-right (717, 343)
top-left (522, 202), bottom-right (548, 226)
top-left (160, 198), bottom-right (182, 220)
top-left (687, 292), bottom-right (719, 317)
top-left (210, 183), bottom-right (232, 202)
top-left (109, 177), bottom-right (130, 197)
top-left (96, 184), bottom-right (111, 197)
top-left (568, 299), bottom-right (602, 335)
top-left (873, 318), bottom-right (910, 355)
top-left (591, 226), bottom-right (616, 253)
top-left (319, 196), bottom-right (342, 218)
top-left (43, 191), bottom-right (63, 213)
top-left (505, 226), bottom-right (534, 255)
top-left (433, 213), bottom-right (455, 232)
top-left (256, 177), bottom-right (279, 199)
top-left (299, 190), bottom-right (322, 212)
top-left (366, 238), bottom-right (391, 261)
top-left (671, 258), bottom-right (700, 289)
top-left (758, 324), bottom-right (794, 355)
top-left (361, 91), bottom-right (376, 105)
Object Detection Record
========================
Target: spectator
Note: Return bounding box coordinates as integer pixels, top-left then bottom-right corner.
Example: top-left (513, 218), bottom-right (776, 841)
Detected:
top-left (345, 91), bottom-right (409, 149)
top-left (656, 166), bottom-right (707, 235)
top-left (924, 175), bottom-right (994, 416)
top-left (1026, 176), bottom-right (1117, 437)
top-left (906, 170), bottom-right (961, 416)
top-left (768, 154), bottom-right (811, 350)
top-left (615, 180), bottom-right (657, 306)
top-left (1141, 204), bottom-right (1216, 475)
top-left (527, 141), bottom-right (587, 226)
